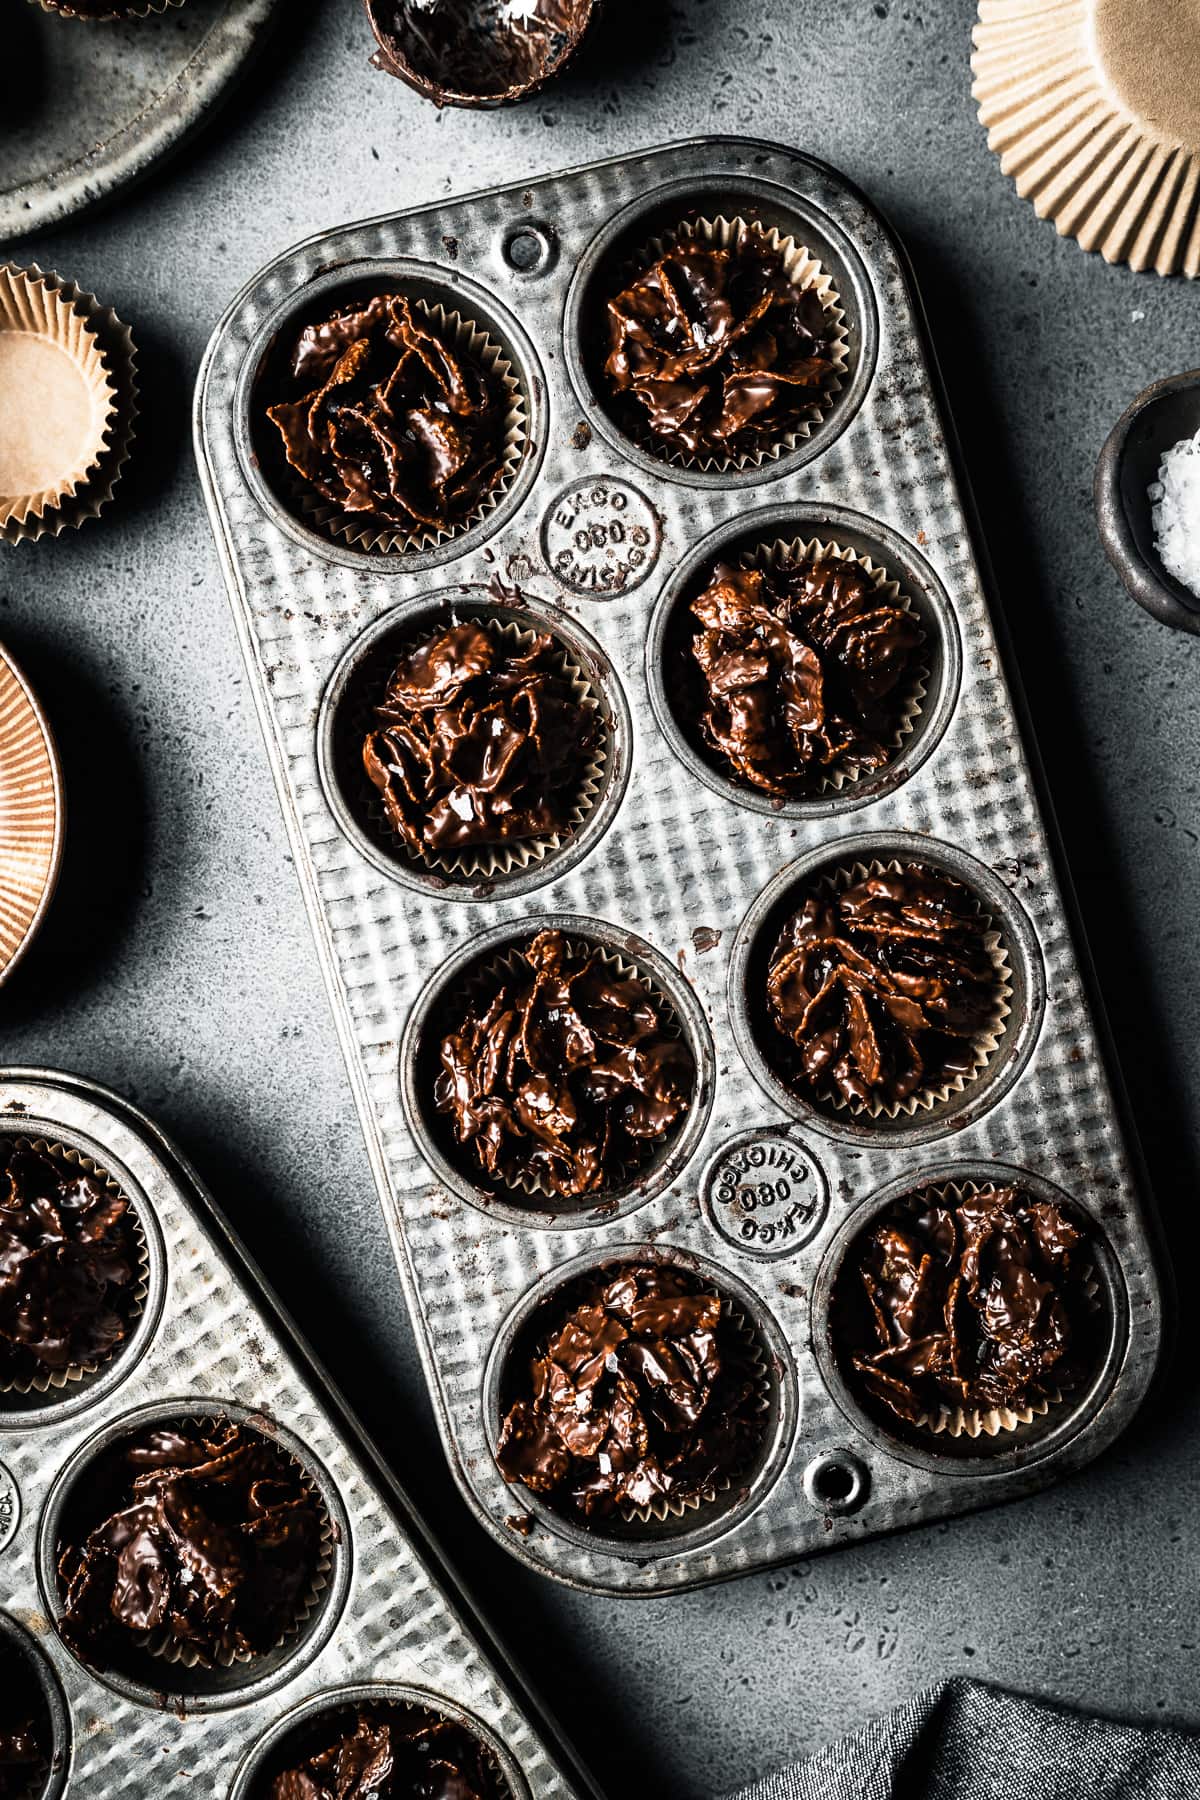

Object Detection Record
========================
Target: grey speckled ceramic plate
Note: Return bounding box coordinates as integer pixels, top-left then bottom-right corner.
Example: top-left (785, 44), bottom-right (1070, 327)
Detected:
top-left (2, 0), bottom-right (283, 240)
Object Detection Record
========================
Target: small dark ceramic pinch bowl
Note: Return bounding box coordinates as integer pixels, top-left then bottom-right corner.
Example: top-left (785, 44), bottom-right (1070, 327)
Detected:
top-left (1095, 368), bottom-right (1200, 637)
top-left (363, 0), bottom-right (597, 108)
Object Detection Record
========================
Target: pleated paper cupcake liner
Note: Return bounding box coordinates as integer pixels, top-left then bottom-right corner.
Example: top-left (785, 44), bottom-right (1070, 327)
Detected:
top-left (732, 536), bottom-right (929, 796)
top-left (296, 300), bottom-right (527, 556)
top-left (0, 645), bottom-right (61, 983)
top-left (0, 264), bottom-right (137, 546)
top-left (31, 0), bottom-right (185, 19)
top-left (615, 214), bottom-right (848, 473)
top-left (780, 857), bottom-right (1013, 1121)
top-left (440, 936), bottom-right (692, 1204)
top-left (352, 616), bottom-right (609, 882)
top-left (0, 1138), bottom-right (149, 1399)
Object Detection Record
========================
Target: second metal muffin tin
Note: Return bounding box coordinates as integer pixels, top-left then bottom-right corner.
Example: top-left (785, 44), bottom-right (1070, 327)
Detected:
top-left (194, 136), bottom-right (1166, 1595)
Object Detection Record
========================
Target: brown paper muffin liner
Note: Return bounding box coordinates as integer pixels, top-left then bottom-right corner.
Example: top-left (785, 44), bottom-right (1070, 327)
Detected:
top-left (353, 616), bottom-right (609, 882)
top-left (442, 936), bottom-right (692, 1203)
top-left (782, 857), bottom-right (1013, 1121)
top-left (733, 536), bottom-right (929, 796)
top-left (31, 0), bottom-right (185, 19)
top-left (615, 215), bottom-right (848, 473)
top-left (135, 1416), bottom-right (334, 1672)
top-left (0, 264), bottom-right (137, 547)
top-left (866, 1181), bottom-right (1101, 1441)
top-left (0, 1137), bottom-right (149, 1399)
top-left (296, 301), bottom-right (526, 556)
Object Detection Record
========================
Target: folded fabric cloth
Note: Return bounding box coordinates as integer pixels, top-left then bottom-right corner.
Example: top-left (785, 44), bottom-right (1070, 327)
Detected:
top-left (722, 1678), bottom-right (1200, 1799)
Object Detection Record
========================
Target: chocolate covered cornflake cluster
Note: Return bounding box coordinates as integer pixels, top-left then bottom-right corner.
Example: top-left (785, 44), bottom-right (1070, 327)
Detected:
top-left (766, 867), bottom-right (1000, 1108)
top-left (0, 1140), bottom-right (139, 1387)
top-left (436, 929), bottom-right (693, 1200)
top-left (362, 620), bottom-right (600, 858)
top-left (604, 225), bottom-right (838, 460)
top-left (265, 1704), bottom-right (510, 1800)
top-left (497, 1262), bottom-right (761, 1522)
top-left (58, 1418), bottom-right (323, 1667)
top-left (266, 292), bottom-right (508, 536)
top-left (687, 556), bottom-right (923, 794)
top-left (842, 1184), bottom-right (1089, 1428)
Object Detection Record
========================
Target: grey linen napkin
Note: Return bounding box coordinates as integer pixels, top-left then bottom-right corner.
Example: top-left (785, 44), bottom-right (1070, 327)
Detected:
top-left (722, 1678), bottom-right (1200, 1799)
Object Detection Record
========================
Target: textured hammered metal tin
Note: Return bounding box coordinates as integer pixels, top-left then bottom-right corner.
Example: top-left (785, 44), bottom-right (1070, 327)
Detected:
top-left (0, 1068), bottom-right (598, 1797)
top-left (193, 137), bottom-right (1166, 1597)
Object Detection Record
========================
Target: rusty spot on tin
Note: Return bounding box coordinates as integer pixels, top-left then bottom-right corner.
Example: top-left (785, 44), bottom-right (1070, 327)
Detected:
top-left (505, 1512), bottom-right (534, 1536)
top-left (692, 925), bottom-right (721, 954)
top-left (571, 420), bottom-right (592, 451)
top-left (442, 234), bottom-right (459, 260)
top-left (780, 1281), bottom-right (807, 1301)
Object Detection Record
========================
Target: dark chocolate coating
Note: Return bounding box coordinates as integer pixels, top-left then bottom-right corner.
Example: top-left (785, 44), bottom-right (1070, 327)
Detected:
top-left (766, 867), bottom-right (999, 1107)
top-left (37, 1), bottom-right (151, 15)
top-left (604, 227), bottom-right (838, 459)
top-left (688, 556), bottom-right (923, 794)
top-left (266, 293), bottom-right (507, 536)
top-left (840, 1185), bottom-right (1088, 1427)
top-left (0, 1643), bottom-right (48, 1800)
top-left (57, 1418), bottom-right (322, 1667)
top-left (436, 929), bottom-right (693, 1200)
top-left (265, 1705), bottom-right (510, 1800)
top-left (365, 0), bottom-right (590, 106)
top-left (497, 1262), bottom-right (761, 1522)
top-left (0, 1141), bottom-right (139, 1385)
top-left (362, 620), bottom-right (600, 856)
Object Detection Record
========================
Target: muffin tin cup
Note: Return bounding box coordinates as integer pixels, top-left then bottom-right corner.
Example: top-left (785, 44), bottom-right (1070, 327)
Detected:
top-left (234, 261), bottom-right (546, 574)
top-left (811, 1163), bottom-right (1130, 1476)
top-left (399, 916), bottom-right (715, 1227)
top-left (319, 587), bottom-right (631, 900)
top-left (646, 502), bottom-right (961, 817)
top-left (230, 1683), bottom-right (530, 1799)
top-left (0, 1611), bottom-right (71, 1800)
top-left (482, 1245), bottom-right (798, 1559)
top-left (729, 830), bottom-right (1044, 1145)
top-left (39, 1397), bottom-right (350, 1711)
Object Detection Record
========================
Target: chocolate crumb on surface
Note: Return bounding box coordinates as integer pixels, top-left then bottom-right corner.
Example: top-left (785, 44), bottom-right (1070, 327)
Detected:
top-left (497, 1261), bottom-right (763, 1524)
top-left (262, 1704), bottom-right (512, 1800)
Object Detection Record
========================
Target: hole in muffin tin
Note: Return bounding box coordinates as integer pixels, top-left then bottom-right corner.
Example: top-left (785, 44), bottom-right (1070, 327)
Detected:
top-left (482, 1244), bottom-right (798, 1557)
top-left (0, 1123), bottom-right (165, 1428)
top-left (803, 1451), bottom-right (868, 1515)
top-left (399, 915), bottom-right (715, 1228)
top-left (563, 175), bottom-right (878, 488)
top-left (503, 221), bottom-right (557, 276)
top-left (234, 259), bottom-right (546, 572)
top-left (317, 586), bottom-right (632, 902)
top-left (229, 1685), bottom-right (527, 1800)
top-left (646, 503), bottom-right (962, 818)
top-left (811, 1164), bottom-right (1129, 1475)
top-left (0, 1611), bottom-right (71, 1800)
top-left (38, 1400), bottom-right (350, 1713)
top-left (729, 831), bottom-right (1045, 1146)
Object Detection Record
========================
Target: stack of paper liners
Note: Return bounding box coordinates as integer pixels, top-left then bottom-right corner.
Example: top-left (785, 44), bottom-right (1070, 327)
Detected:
top-left (972, 0), bottom-right (1200, 276)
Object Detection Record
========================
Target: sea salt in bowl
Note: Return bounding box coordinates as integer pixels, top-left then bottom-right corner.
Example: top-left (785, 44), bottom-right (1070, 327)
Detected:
top-left (1095, 369), bottom-right (1200, 636)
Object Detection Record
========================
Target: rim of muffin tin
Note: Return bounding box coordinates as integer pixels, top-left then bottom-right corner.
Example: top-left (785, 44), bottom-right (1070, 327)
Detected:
top-left (563, 172), bottom-right (879, 489)
top-left (0, 1119), bottom-right (167, 1430)
top-left (810, 1162), bottom-right (1131, 1477)
top-left (317, 585), bottom-right (633, 901)
top-left (728, 831), bottom-right (1046, 1145)
top-left (481, 1243), bottom-right (799, 1560)
top-left (37, 1398), bottom-right (352, 1714)
top-left (646, 502), bottom-right (963, 818)
top-left (0, 1610), bottom-right (72, 1800)
top-left (229, 1682), bottom-right (530, 1799)
top-left (399, 916), bottom-right (716, 1228)
top-left (232, 259), bottom-right (546, 573)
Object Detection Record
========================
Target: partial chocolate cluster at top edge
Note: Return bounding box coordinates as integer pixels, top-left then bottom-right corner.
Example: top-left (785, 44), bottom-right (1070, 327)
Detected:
top-left (0, 1139), bottom-right (141, 1389)
top-left (0, 1640), bottom-right (49, 1800)
top-left (839, 1184), bottom-right (1092, 1429)
top-left (497, 1262), bottom-right (762, 1523)
top-left (604, 223), bottom-right (839, 460)
top-left (362, 619), bottom-right (601, 859)
top-left (766, 866), bottom-right (1001, 1109)
top-left (57, 1417), bottom-right (324, 1669)
top-left (367, 0), bottom-right (588, 102)
top-left (263, 1703), bottom-right (511, 1800)
top-left (688, 554), bottom-right (924, 795)
top-left (36, 1), bottom-right (162, 16)
top-left (265, 292), bottom-right (509, 537)
top-left (436, 929), bottom-right (693, 1200)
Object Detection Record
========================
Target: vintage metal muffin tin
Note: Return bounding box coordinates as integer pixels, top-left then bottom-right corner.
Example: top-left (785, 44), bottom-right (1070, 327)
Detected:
top-left (0, 1068), bottom-right (597, 1796)
top-left (194, 137), bottom-right (1166, 1595)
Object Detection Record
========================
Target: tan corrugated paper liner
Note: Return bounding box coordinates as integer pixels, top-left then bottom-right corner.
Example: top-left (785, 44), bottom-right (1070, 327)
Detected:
top-left (973, 0), bottom-right (1200, 275)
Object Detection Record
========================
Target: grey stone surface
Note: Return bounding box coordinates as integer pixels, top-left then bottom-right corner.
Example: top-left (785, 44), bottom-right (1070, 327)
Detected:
top-left (1, 2), bottom-right (1197, 1796)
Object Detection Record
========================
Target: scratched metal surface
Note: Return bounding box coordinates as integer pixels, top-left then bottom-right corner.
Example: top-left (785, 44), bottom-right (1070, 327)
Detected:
top-left (0, 1068), bottom-right (597, 1797)
top-left (193, 137), bottom-right (1165, 1598)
